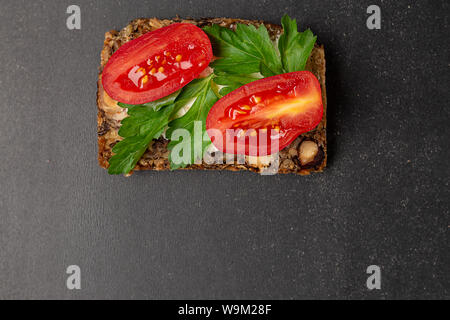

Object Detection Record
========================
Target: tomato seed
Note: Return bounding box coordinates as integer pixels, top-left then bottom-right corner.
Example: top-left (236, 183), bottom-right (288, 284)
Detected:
top-left (250, 96), bottom-right (261, 104)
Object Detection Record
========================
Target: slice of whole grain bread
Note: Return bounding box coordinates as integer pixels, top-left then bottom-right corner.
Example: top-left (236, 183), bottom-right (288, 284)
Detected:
top-left (97, 17), bottom-right (327, 175)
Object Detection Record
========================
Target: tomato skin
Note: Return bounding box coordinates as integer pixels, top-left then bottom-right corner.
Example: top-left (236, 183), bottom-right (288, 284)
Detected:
top-left (206, 71), bottom-right (323, 156)
top-left (102, 23), bottom-right (213, 104)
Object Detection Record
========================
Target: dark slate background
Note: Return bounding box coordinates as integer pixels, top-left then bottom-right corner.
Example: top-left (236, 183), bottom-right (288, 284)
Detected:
top-left (0, 0), bottom-right (448, 300)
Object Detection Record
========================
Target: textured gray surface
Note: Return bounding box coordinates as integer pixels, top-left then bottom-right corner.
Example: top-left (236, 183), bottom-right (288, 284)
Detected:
top-left (0, 0), bottom-right (448, 299)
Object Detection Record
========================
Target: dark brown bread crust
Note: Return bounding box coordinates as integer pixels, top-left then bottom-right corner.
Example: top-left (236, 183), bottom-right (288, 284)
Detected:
top-left (97, 17), bottom-right (327, 175)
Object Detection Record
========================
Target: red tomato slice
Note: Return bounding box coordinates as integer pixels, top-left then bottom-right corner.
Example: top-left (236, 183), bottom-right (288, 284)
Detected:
top-left (102, 23), bottom-right (213, 104)
top-left (206, 71), bottom-right (323, 156)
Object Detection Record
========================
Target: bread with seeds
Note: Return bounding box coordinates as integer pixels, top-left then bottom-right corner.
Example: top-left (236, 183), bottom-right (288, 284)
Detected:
top-left (97, 17), bottom-right (327, 175)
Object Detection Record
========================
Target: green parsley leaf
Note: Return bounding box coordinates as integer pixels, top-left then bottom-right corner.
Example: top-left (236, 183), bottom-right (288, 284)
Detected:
top-left (213, 72), bottom-right (262, 97)
top-left (108, 101), bottom-right (182, 175)
top-left (117, 90), bottom-right (180, 111)
top-left (278, 14), bottom-right (317, 72)
top-left (203, 23), bottom-right (283, 77)
top-left (166, 75), bottom-right (218, 170)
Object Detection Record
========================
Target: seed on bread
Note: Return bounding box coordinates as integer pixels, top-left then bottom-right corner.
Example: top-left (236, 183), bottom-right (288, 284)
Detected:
top-left (281, 159), bottom-right (295, 170)
top-left (298, 140), bottom-right (319, 166)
